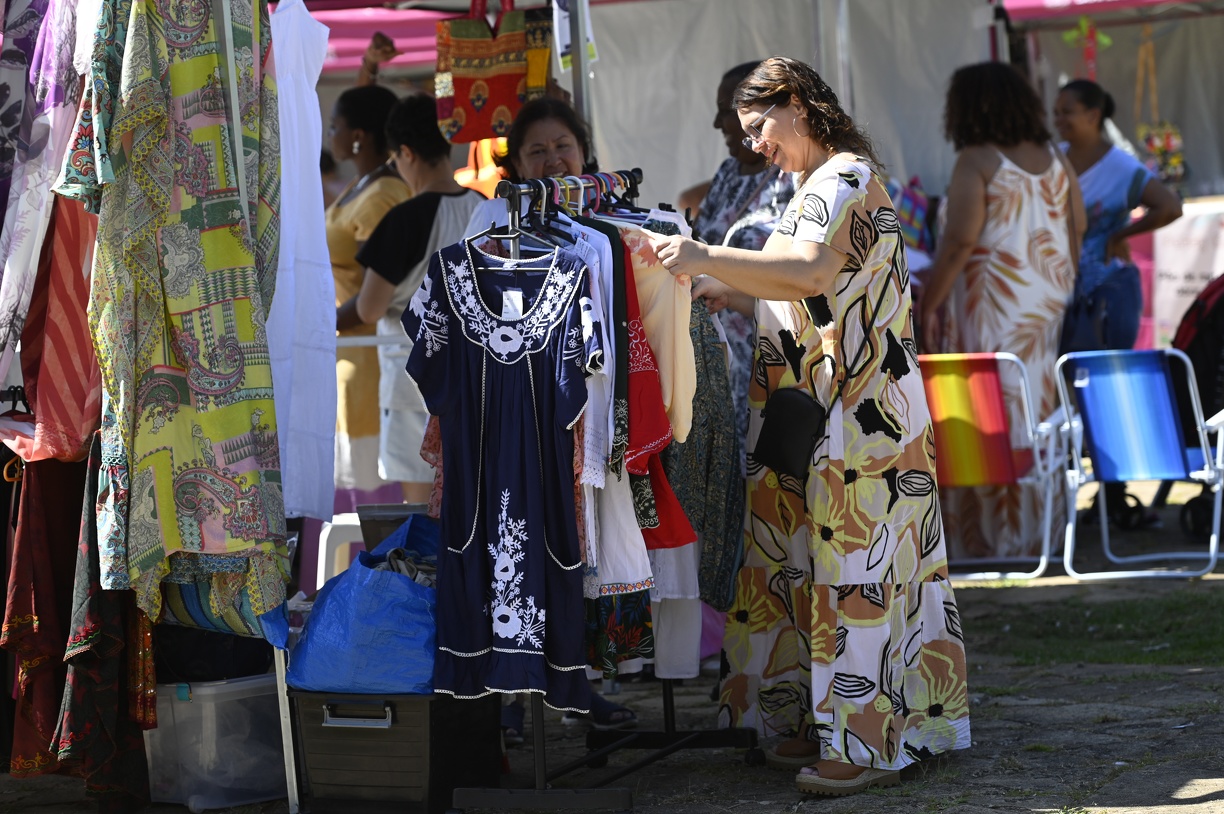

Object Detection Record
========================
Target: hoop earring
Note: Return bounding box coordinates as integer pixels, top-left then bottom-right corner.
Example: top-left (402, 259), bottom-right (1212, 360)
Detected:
top-left (793, 116), bottom-right (812, 138)
top-left (351, 140), bottom-right (361, 156)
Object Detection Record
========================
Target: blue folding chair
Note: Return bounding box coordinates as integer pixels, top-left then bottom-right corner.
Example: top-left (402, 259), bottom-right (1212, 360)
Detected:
top-left (1056, 349), bottom-right (1224, 580)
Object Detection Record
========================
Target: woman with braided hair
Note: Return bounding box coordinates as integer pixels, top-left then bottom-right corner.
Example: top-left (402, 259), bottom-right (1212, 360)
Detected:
top-left (647, 56), bottom-right (969, 796)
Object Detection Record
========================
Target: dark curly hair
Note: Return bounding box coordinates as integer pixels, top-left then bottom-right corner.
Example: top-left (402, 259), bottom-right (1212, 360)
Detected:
top-left (493, 98), bottom-right (598, 182)
top-left (1059, 79), bottom-right (1115, 132)
top-left (385, 93), bottom-right (452, 165)
top-left (944, 62), bottom-right (1051, 150)
top-left (334, 85), bottom-right (399, 154)
top-left (731, 56), bottom-right (882, 169)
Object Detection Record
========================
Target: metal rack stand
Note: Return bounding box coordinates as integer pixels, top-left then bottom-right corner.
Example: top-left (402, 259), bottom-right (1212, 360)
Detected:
top-left (448, 174), bottom-right (634, 814)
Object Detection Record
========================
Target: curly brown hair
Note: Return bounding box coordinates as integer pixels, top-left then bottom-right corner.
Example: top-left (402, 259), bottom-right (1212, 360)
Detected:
top-left (943, 62), bottom-right (1051, 150)
top-left (731, 56), bottom-right (882, 169)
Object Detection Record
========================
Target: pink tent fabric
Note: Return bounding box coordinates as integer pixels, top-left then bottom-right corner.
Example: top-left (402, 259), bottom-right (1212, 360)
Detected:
top-left (311, 7), bottom-right (456, 73)
top-left (1003, 0), bottom-right (1173, 21)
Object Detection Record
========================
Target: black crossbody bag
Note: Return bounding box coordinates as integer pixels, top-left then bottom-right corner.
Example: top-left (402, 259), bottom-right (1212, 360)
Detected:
top-left (752, 275), bottom-right (892, 480)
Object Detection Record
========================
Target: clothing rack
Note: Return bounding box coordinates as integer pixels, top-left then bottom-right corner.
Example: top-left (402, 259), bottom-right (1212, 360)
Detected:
top-left (449, 173), bottom-right (638, 814)
top-left (452, 170), bottom-right (759, 811)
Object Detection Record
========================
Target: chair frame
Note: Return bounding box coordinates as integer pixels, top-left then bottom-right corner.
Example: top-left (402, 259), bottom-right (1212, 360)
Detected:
top-left (921, 352), bottom-right (1065, 581)
top-left (1055, 348), bottom-right (1224, 580)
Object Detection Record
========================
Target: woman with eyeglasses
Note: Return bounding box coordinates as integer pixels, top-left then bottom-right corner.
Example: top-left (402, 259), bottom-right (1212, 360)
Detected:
top-left (647, 56), bottom-right (969, 797)
top-left (327, 86), bottom-right (410, 495)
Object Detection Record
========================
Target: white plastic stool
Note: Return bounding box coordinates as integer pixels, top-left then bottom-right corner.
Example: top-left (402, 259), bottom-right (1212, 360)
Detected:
top-left (315, 512), bottom-right (363, 593)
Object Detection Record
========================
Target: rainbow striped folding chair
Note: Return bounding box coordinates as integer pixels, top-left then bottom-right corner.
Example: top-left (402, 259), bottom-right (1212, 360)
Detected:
top-left (919, 352), bottom-right (1063, 580)
top-left (1056, 349), bottom-right (1223, 580)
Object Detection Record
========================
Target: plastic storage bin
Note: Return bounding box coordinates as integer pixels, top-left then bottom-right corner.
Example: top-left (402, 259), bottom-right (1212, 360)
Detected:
top-left (144, 673), bottom-right (287, 813)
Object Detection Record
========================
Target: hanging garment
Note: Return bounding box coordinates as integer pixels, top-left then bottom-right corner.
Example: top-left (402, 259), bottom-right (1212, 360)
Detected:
top-left (14, 196), bottom-right (102, 463)
top-left (404, 241), bottom-right (600, 710)
top-left (618, 227), bottom-right (695, 443)
top-left (56, 0), bottom-right (289, 621)
top-left (52, 433), bottom-right (151, 809)
top-left (0, 456), bottom-right (88, 777)
top-left (267, 0), bottom-right (336, 521)
top-left (0, 0), bottom-right (78, 385)
top-left (661, 299), bottom-right (743, 611)
top-left (720, 156), bottom-right (969, 770)
top-left (0, 0), bottom-right (47, 231)
top-left (692, 159), bottom-right (796, 473)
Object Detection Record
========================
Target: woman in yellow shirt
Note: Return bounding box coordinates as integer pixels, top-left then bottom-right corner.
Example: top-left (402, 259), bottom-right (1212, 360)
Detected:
top-left (327, 86), bottom-right (410, 493)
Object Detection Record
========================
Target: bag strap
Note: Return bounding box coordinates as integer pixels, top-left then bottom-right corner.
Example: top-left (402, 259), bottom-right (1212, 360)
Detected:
top-left (469, 0), bottom-right (514, 18)
top-left (1134, 23), bottom-right (1158, 125)
top-left (815, 267), bottom-right (892, 416)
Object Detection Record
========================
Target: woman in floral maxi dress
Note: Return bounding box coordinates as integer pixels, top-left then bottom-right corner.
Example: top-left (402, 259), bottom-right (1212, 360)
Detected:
top-left (648, 57), bottom-right (970, 797)
top-left (920, 62), bottom-right (1084, 563)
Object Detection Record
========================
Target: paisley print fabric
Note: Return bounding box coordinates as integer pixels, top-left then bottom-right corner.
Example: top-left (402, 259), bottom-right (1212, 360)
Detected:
top-left (58, 0), bottom-right (288, 623)
top-left (933, 149), bottom-right (1074, 561)
top-left (719, 155), bottom-right (970, 770)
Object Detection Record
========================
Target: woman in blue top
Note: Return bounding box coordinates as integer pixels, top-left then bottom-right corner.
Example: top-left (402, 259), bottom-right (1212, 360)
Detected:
top-left (1055, 79), bottom-right (1182, 350)
top-left (1055, 79), bottom-right (1182, 528)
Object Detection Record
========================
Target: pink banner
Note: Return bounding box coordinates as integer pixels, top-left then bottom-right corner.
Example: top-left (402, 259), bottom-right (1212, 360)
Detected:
top-left (1003, 0), bottom-right (1172, 21)
top-left (310, 7), bottom-right (457, 73)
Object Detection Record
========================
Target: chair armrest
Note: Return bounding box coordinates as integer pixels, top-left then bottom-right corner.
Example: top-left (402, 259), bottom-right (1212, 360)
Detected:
top-left (1038, 405), bottom-right (1071, 433)
top-left (1206, 408), bottom-right (1224, 431)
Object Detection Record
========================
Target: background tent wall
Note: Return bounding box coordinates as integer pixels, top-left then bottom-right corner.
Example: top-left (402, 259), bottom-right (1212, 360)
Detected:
top-left (1027, 14), bottom-right (1224, 197)
top-left (311, 0), bottom-right (994, 204)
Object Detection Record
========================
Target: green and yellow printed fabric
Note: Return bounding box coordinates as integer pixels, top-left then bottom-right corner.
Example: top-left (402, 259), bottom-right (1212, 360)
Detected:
top-left (58, 0), bottom-right (286, 625)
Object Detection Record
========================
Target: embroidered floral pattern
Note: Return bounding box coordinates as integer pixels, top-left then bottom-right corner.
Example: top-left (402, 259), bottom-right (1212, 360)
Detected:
top-left (443, 246), bottom-right (580, 364)
top-left (487, 490), bottom-right (546, 648)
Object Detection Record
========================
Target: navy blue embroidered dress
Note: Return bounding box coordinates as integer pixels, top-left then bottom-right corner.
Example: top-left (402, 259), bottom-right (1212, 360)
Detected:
top-left (404, 242), bottom-right (601, 711)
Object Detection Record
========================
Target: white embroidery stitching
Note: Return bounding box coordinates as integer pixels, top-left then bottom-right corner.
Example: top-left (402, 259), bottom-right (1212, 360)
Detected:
top-left (488, 490), bottom-right (547, 649)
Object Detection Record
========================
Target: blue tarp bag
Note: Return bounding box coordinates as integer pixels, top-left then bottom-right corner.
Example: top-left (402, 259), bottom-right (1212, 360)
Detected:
top-left (286, 514), bottom-right (439, 694)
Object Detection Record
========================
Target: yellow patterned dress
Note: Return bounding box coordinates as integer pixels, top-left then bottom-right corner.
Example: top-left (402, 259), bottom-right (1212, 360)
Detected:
top-left (58, 0), bottom-right (288, 625)
top-left (718, 155), bottom-right (970, 769)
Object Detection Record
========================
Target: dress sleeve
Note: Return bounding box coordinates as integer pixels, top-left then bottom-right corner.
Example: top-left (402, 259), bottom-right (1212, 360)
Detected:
top-left (783, 163), bottom-right (878, 266)
top-left (353, 180), bottom-right (409, 242)
top-left (404, 252), bottom-right (452, 414)
top-left (555, 266), bottom-right (602, 430)
top-left (357, 197), bottom-right (436, 287)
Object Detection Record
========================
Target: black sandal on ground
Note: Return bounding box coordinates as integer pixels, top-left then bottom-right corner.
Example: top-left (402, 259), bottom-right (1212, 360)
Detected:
top-left (561, 693), bottom-right (637, 730)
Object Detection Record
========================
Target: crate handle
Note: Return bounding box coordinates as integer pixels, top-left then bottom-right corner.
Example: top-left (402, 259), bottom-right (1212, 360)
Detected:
top-left (321, 703), bottom-right (393, 729)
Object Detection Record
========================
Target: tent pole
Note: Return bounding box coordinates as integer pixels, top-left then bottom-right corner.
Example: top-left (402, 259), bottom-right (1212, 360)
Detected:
top-left (569, 0), bottom-right (593, 128)
top-left (835, 0), bottom-right (853, 116)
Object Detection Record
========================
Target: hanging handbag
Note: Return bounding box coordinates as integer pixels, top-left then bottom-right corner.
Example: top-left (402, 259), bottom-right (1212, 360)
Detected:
top-left (435, 0), bottom-right (528, 144)
top-left (752, 276), bottom-right (891, 481)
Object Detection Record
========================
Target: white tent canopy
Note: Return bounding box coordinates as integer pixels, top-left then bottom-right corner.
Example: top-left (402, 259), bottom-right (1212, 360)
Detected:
top-left (580, 0), bottom-right (993, 204)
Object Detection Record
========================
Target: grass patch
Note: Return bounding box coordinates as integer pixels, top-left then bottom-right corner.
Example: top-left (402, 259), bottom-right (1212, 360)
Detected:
top-left (1024, 743), bottom-right (1058, 752)
top-left (967, 589), bottom-right (1224, 666)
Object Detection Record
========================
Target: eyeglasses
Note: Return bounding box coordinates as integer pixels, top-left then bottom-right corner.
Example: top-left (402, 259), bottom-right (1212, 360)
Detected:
top-left (741, 103), bottom-right (778, 151)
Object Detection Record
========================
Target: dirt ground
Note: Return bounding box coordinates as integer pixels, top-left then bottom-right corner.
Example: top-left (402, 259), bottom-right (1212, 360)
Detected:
top-left (1, 483), bottom-right (1221, 814)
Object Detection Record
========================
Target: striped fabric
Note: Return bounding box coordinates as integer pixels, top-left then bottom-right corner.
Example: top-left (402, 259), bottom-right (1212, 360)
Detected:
top-left (1064, 350), bottom-right (1190, 482)
top-left (919, 353), bottom-right (1019, 487)
top-left (18, 196), bottom-right (101, 463)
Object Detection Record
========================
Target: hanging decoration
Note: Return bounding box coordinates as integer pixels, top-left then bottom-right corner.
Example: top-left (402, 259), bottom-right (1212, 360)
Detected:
top-left (1134, 24), bottom-right (1186, 185)
top-left (1061, 15), bottom-right (1111, 80)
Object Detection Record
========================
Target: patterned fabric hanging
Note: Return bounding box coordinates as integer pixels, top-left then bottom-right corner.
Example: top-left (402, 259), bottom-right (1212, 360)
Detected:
top-left (55, 0), bottom-right (287, 627)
